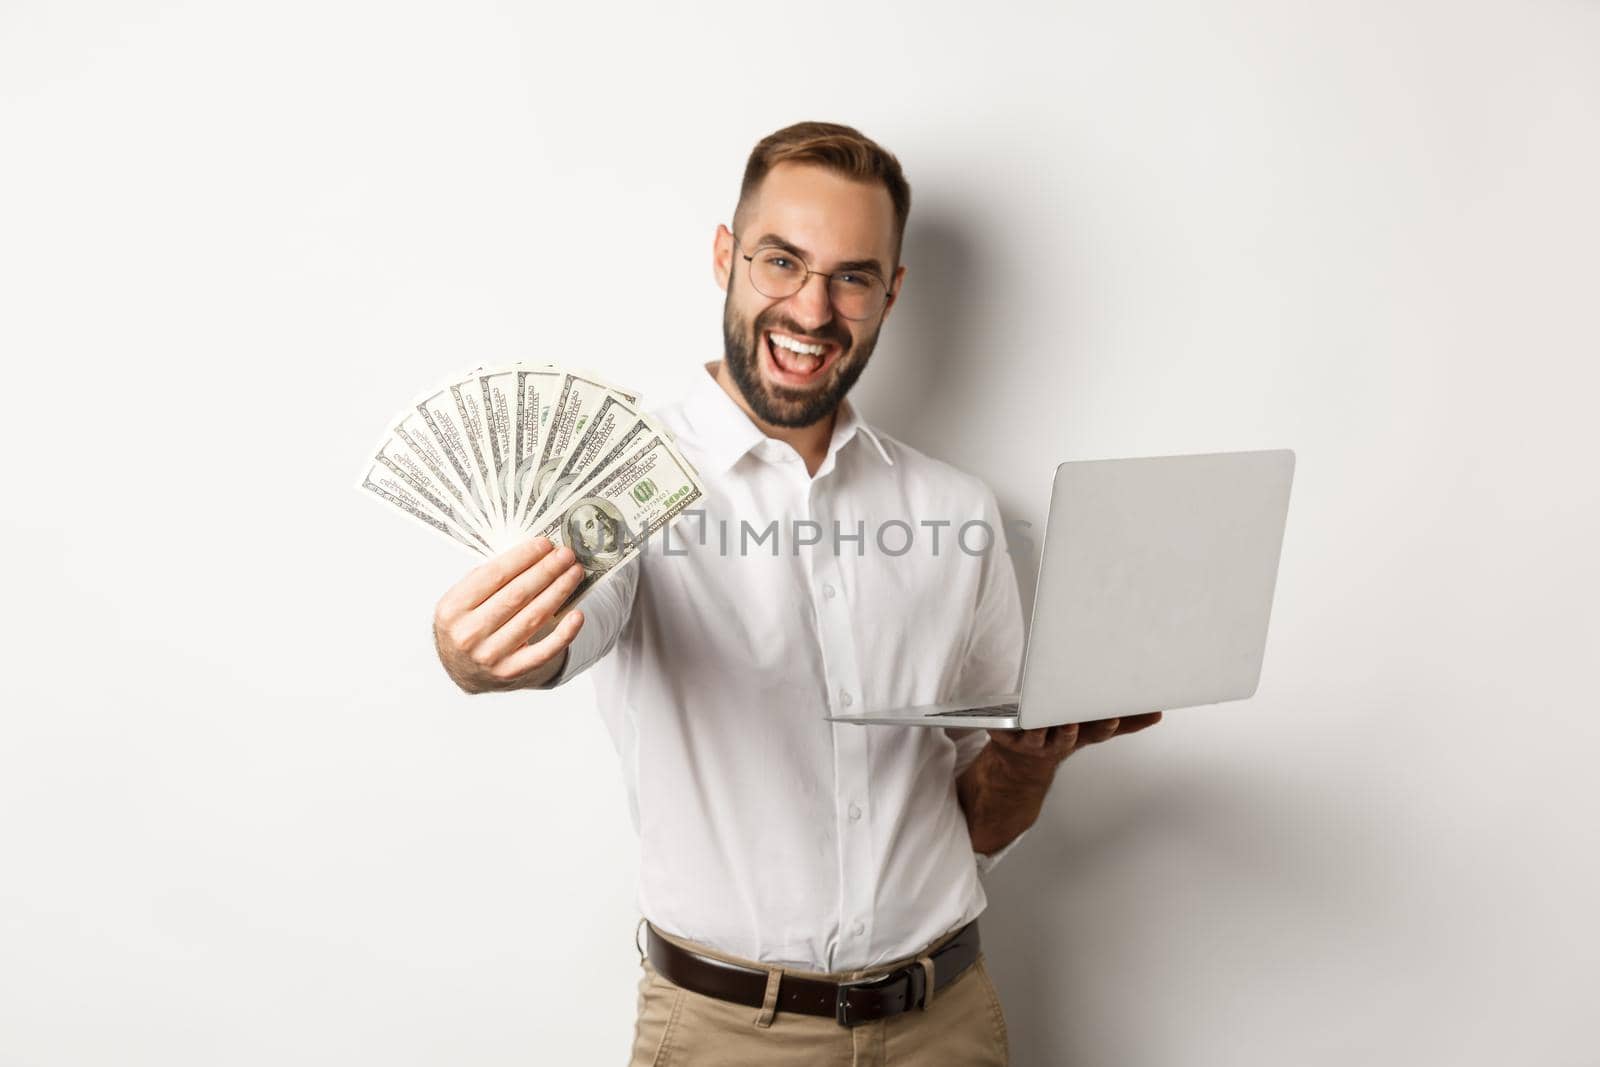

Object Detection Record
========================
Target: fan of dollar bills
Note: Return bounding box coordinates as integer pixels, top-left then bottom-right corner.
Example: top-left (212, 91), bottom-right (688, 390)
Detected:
top-left (356, 362), bottom-right (705, 606)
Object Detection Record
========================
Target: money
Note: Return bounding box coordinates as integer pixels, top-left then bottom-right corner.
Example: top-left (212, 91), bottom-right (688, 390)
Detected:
top-left (476, 367), bottom-right (518, 528)
top-left (388, 410), bottom-right (490, 537)
top-left (519, 370), bottom-right (640, 529)
top-left (412, 381), bottom-right (501, 538)
top-left (509, 364), bottom-right (562, 525)
top-left (523, 431), bottom-right (704, 615)
top-left (527, 392), bottom-right (643, 520)
top-left (357, 362), bottom-right (704, 613)
top-left (356, 450), bottom-right (493, 555)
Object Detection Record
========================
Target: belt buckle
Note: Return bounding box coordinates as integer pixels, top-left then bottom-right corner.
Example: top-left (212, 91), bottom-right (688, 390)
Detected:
top-left (834, 966), bottom-right (925, 1028)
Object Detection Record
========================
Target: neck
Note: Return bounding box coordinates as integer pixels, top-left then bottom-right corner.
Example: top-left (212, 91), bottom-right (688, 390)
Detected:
top-left (709, 360), bottom-right (835, 476)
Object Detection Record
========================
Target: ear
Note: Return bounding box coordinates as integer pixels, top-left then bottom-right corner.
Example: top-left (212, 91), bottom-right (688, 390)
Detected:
top-left (713, 224), bottom-right (736, 292)
top-left (880, 263), bottom-right (908, 323)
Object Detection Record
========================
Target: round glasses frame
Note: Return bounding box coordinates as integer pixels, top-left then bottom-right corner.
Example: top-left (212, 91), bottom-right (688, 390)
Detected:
top-left (734, 236), bottom-right (891, 322)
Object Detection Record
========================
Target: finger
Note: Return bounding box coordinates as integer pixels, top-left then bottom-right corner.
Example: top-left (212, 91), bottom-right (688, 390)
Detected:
top-left (492, 608), bottom-right (585, 681)
top-left (1118, 711), bottom-right (1164, 734)
top-left (472, 543), bottom-right (578, 634)
top-left (991, 729), bottom-right (1033, 755)
top-left (476, 560), bottom-right (586, 663)
top-left (1079, 718), bottom-right (1122, 745)
top-left (992, 729), bottom-right (1056, 755)
top-left (441, 537), bottom-right (556, 615)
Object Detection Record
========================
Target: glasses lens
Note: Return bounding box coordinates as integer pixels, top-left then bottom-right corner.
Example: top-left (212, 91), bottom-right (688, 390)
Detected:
top-left (829, 272), bottom-right (887, 321)
top-left (748, 248), bottom-right (806, 300)
top-left (745, 244), bottom-right (888, 320)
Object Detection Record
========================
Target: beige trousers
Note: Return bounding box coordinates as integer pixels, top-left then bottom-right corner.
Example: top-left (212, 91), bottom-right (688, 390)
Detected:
top-left (627, 923), bottom-right (1010, 1066)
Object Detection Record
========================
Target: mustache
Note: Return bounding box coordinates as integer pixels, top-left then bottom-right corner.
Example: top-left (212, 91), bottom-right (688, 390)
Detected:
top-left (753, 310), bottom-right (851, 350)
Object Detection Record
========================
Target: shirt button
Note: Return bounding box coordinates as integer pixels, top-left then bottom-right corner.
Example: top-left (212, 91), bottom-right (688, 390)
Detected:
top-left (852, 921), bottom-right (866, 936)
top-left (848, 803), bottom-right (862, 821)
top-left (822, 582), bottom-right (836, 599)
top-left (839, 690), bottom-right (853, 707)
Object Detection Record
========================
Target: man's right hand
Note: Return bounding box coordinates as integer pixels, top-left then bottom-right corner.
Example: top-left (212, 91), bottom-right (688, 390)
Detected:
top-left (433, 536), bottom-right (587, 694)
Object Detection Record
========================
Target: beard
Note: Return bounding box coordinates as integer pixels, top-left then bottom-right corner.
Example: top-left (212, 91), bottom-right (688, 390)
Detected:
top-left (721, 295), bottom-right (880, 429)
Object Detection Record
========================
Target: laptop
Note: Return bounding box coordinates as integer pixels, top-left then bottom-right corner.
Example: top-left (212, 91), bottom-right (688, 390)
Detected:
top-left (828, 448), bottom-right (1296, 729)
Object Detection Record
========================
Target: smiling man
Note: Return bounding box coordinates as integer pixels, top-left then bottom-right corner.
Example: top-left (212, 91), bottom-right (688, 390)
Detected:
top-left (430, 122), bottom-right (1159, 1066)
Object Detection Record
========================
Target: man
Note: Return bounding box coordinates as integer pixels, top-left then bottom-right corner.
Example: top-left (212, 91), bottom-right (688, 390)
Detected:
top-left (431, 122), bottom-right (1161, 1065)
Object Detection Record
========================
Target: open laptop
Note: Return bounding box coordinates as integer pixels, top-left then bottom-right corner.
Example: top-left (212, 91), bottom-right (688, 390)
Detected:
top-left (828, 448), bottom-right (1296, 729)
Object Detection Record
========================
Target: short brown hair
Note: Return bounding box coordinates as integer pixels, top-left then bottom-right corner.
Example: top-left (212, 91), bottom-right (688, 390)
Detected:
top-left (733, 121), bottom-right (912, 263)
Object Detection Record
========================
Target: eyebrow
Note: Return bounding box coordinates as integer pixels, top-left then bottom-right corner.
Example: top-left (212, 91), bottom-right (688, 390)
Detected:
top-left (751, 233), bottom-right (886, 278)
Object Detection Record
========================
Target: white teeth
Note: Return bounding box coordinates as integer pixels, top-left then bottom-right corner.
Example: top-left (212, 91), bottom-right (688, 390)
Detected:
top-left (770, 333), bottom-right (825, 356)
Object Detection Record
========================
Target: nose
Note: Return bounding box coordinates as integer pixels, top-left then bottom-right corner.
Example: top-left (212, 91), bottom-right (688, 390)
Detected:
top-left (785, 271), bottom-right (835, 332)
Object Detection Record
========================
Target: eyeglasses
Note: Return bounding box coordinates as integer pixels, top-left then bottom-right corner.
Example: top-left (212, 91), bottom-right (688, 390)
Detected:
top-left (734, 236), bottom-right (891, 322)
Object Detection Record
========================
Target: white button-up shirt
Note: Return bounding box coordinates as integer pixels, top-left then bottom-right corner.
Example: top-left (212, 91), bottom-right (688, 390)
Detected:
top-left (552, 365), bottom-right (1025, 972)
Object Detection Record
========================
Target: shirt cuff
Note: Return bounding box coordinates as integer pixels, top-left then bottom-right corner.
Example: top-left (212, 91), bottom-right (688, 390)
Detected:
top-left (532, 611), bottom-right (597, 688)
top-left (974, 826), bottom-right (1029, 876)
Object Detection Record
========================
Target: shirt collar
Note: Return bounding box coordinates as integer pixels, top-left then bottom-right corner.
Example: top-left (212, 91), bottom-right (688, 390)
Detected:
top-left (683, 364), bottom-right (894, 473)
top-left (830, 392), bottom-right (895, 468)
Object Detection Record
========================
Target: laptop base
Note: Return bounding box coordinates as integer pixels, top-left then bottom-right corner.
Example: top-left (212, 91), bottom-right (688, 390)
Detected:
top-left (827, 700), bottom-right (1021, 730)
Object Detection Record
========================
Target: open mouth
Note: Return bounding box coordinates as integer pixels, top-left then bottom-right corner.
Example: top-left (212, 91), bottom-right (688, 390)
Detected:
top-left (763, 330), bottom-right (842, 388)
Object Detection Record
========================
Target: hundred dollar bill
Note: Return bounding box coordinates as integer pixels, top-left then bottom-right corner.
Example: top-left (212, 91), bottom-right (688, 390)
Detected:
top-left (525, 432), bottom-right (703, 615)
top-left (536, 412), bottom-right (665, 522)
top-left (414, 381), bottom-right (500, 538)
top-left (356, 450), bottom-right (493, 556)
top-left (388, 409), bottom-right (493, 540)
top-left (508, 364), bottom-right (563, 529)
top-left (526, 392), bottom-right (644, 520)
top-left (369, 432), bottom-right (492, 541)
top-left (476, 366), bottom-right (519, 528)
top-left (517, 370), bottom-right (640, 530)
top-left (448, 378), bottom-right (498, 535)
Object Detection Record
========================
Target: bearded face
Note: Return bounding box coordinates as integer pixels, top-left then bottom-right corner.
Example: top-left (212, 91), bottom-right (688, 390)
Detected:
top-left (721, 296), bottom-right (883, 429)
top-left (717, 164), bottom-right (902, 429)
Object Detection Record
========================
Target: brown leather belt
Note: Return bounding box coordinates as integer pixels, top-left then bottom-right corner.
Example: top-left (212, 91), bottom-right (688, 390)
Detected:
top-left (644, 920), bottom-right (981, 1028)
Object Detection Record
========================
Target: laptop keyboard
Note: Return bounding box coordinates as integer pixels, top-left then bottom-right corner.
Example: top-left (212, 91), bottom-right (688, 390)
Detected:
top-left (927, 703), bottom-right (1020, 718)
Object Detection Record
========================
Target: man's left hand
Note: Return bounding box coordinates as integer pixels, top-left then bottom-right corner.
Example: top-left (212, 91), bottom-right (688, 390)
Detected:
top-left (986, 711), bottom-right (1164, 767)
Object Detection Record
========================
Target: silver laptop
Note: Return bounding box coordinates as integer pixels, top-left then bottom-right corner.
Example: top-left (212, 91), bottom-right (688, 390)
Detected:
top-left (828, 449), bottom-right (1296, 729)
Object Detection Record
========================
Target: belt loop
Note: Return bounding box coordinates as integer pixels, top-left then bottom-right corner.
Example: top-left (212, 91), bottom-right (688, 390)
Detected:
top-left (753, 967), bottom-right (783, 1028)
top-left (917, 956), bottom-right (936, 1011)
top-left (635, 918), bottom-right (648, 964)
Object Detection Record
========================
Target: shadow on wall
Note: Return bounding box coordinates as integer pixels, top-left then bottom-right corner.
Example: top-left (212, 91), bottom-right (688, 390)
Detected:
top-left (854, 204), bottom-right (991, 439)
top-left (853, 203), bottom-right (1044, 613)
top-left (857, 209), bottom-right (1360, 1063)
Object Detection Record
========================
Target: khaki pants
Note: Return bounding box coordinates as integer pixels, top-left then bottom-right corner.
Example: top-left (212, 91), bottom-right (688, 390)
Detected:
top-left (627, 923), bottom-right (1010, 1066)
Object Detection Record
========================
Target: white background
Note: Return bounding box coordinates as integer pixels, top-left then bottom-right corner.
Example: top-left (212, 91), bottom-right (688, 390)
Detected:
top-left (2, 1), bottom-right (1597, 1064)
